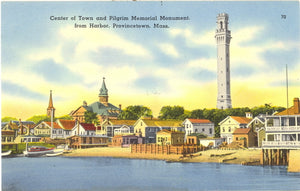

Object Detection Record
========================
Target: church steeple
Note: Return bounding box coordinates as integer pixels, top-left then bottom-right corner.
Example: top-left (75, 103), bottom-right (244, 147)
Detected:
top-left (99, 77), bottom-right (109, 105)
top-left (47, 90), bottom-right (55, 118)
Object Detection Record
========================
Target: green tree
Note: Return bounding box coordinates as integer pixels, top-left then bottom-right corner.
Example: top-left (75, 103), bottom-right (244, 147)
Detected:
top-left (118, 105), bottom-right (152, 120)
top-left (159, 105), bottom-right (185, 120)
top-left (84, 111), bottom-right (99, 125)
top-left (1, 116), bottom-right (18, 122)
top-left (214, 126), bottom-right (220, 138)
top-left (26, 115), bottom-right (51, 124)
top-left (189, 109), bottom-right (204, 119)
top-left (57, 115), bottom-right (73, 120)
top-left (250, 105), bottom-right (285, 117)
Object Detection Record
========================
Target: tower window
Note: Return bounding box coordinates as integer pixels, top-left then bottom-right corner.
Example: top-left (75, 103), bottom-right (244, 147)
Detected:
top-left (220, 21), bottom-right (223, 29)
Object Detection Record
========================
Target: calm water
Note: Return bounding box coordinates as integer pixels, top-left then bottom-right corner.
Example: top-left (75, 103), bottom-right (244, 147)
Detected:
top-left (2, 157), bottom-right (300, 191)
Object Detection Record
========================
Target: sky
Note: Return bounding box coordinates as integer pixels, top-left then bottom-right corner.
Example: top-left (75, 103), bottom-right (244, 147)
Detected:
top-left (1, 1), bottom-right (299, 120)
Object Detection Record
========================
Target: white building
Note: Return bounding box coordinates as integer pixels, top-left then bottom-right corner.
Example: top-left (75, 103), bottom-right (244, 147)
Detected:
top-left (262, 115), bottom-right (300, 149)
top-left (216, 13), bottom-right (232, 109)
top-left (114, 125), bottom-right (132, 136)
top-left (72, 122), bottom-right (97, 136)
top-left (183, 118), bottom-right (215, 140)
top-left (199, 138), bottom-right (226, 148)
top-left (219, 116), bottom-right (252, 144)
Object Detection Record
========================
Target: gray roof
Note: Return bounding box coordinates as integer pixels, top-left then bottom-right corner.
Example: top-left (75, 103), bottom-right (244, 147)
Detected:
top-left (85, 102), bottom-right (121, 117)
top-left (99, 78), bottom-right (108, 96)
top-left (1, 122), bottom-right (8, 129)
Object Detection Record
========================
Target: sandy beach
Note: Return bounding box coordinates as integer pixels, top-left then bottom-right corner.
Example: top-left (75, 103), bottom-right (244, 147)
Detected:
top-left (64, 147), bottom-right (262, 165)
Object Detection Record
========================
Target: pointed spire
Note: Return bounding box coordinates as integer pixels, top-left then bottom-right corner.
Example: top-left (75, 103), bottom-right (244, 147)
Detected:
top-left (47, 90), bottom-right (55, 118)
top-left (48, 90), bottom-right (54, 108)
top-left (99, 77), bottom-right (108, 96)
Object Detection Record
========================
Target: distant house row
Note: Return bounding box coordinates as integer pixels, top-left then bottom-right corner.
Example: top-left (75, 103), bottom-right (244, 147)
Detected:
top-left (2, 97), bottom-right (300, 151)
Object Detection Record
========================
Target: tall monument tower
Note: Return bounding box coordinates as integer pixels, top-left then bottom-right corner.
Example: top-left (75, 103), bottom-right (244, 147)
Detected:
top-left (215, 13), bottom-right (232, 109)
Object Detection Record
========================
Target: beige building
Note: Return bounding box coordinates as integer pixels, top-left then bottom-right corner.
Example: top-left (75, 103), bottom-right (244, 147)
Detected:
top-left (156, 130), bottom-right (185, 146)
top-left (34, 121), bottom-right (53, 137)
top-left (97, 119), bottom-right (135, 137)
top-left (219, 116), bottom-right (252, 144)
top-left (133, 118), bottom-right (183, 144)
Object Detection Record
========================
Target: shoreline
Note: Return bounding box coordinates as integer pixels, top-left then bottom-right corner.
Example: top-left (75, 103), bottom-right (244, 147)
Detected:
top-left (64, 147), bottom-right (262, 165)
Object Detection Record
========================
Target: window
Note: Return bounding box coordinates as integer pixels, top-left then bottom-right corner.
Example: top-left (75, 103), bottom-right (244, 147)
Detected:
top-left (223, 127), bottom-right (225, 132)
top-left (202, 128), bottom-right (205, 132)
top-left (228, 127), bottom-right (231, 132)
top-left (209, 128), bottom-right (212, 134)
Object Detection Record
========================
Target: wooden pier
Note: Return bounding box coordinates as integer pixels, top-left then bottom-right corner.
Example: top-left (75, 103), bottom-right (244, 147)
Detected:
top-left (131, 144), bottom-right (205, 155)
top-left (260, 149), bottom-right (289, 166)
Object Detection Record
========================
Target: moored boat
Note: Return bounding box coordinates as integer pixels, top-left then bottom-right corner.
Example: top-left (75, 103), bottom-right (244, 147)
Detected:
top-left (2, 150), bottom-right (12, 157)
top-left (46, 150), bottom-right (64, 157)
top-left (23, 146), bottom-right (54, 157)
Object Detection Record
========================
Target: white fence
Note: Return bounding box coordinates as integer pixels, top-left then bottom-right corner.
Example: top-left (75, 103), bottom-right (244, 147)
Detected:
top-left (262, 141), bottom-right (300, 149)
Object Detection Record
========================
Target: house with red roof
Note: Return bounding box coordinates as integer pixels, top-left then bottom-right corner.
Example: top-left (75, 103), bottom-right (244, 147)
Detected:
top-left (232, 128), bottom-right (257, 148)
top-left (51, 119), bottom-right (76, 139)
top-left (219, 116), bottom-right (252, 144)
top-left (183, 118), bottom-right (215, 141)
top-left (71, 122), bottom-right (99, 136)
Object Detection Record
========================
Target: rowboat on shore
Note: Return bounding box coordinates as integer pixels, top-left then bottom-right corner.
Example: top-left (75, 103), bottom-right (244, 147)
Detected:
top-left (2, 150), bottom-right (12, 157)
top-left (46, 150), bottom-right (64, 157)
top-left (23, 146), bottom-right (54, 157)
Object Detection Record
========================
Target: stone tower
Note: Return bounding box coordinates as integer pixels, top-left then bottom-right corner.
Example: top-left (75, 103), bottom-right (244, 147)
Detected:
top-left (47, 90), bottom-right (55, 118)
top-left (99, 77), bottom-right (109, 106)
top-left (215, 13), bottom-right (232, 109)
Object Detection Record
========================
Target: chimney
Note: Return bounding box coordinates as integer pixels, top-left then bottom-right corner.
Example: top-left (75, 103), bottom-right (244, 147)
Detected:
top-left (245, 112), bottom-right (253, 119)
top-left (294, 97), bottom-right (300, 114)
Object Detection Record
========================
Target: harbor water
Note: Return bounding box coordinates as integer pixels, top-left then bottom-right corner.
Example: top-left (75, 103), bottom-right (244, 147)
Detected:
top-left (2, 157), bottom-right (300, 191)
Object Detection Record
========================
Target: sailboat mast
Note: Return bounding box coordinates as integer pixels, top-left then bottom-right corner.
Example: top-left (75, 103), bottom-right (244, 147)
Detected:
top-left (286, 64), bottom-right (289, 116)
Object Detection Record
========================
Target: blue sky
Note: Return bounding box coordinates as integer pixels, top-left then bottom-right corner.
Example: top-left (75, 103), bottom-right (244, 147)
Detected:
top-left (1, 1), bottom-right (299, 119)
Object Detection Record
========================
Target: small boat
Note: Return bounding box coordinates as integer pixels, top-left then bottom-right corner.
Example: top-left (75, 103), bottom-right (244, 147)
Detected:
top-left (46, 150), bottom-right (64, 157)
top-left (2, 150), bottom-right (12, 157)
top-left (23, 146), bottom-right (54, 157)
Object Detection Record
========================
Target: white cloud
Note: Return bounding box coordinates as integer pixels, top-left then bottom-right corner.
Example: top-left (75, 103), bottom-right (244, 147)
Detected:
top-left (187, 58), bottom-right (217, 72)
top-left (233, 26), bottom-right (264, 44)
top-left (169, 28), bottom-right (215, 46)
top-left (158, 43), bottom-right (179, 58)
top-left (60, 26), bottom-right (152, 58)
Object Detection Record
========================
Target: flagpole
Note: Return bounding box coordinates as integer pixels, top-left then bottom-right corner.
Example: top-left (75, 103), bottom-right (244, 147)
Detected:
top-left (286, 64), bottom-right (289, 116)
